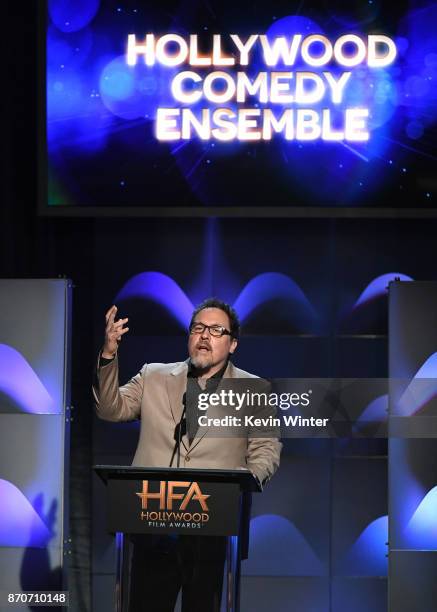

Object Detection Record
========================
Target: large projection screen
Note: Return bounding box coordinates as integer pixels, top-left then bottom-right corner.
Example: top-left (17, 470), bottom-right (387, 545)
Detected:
top-left (40, 0), bottom-right (437, 217)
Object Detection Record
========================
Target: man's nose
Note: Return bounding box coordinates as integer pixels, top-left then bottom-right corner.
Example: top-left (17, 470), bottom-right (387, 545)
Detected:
top-left (201, 328), bottom-right (210, 339)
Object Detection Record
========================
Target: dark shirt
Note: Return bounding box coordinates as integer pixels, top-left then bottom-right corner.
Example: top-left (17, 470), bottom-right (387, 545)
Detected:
top-left (185, 359), bottom-right (228, 443)
top-left (99, 356), bottom-right (115, 367)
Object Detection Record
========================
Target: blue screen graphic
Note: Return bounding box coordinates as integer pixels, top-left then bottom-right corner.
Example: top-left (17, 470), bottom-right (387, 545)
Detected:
top-left (45, 0), bottom-right (437, 211)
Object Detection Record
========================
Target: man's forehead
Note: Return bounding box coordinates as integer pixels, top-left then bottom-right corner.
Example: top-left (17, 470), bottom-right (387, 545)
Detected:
top-left (193, 307), bottom-right (230, 325)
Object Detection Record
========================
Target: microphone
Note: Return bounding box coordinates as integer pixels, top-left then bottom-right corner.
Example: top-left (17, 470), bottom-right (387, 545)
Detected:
top-left (170, 393), bottom-right (187, 468)
top-left (173, 418), bottom-right (187, 442)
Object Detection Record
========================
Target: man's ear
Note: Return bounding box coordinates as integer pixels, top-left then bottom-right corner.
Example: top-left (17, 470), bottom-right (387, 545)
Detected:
top-left (229, 338), bottom-right (238, 354)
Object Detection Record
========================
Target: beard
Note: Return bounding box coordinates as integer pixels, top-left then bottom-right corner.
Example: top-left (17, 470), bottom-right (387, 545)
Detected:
top-left (190, 352), bottom-right (214, 371)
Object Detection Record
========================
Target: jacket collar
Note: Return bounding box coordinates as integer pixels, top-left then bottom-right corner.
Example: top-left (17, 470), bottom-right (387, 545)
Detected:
top-left (170, 359), bottom-right (237, 378)
top-left (167, 359), bottom-right (237, 426)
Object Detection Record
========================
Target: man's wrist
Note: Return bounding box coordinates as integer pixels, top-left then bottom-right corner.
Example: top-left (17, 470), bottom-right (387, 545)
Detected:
top-left (100, 350), bottom-right (117, 367)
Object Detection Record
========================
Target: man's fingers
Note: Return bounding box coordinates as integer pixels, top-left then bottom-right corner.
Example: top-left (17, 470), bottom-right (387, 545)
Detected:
top-left (105, 305), bottom-right (117, 324)
top-left (104, 306), bottom-right (129, 347)
top-left (108, 322), bottom-right (129, 341)
top-left (105, 305), bottom-right (116, 321)
top-left (113, 317), bottom-right (128, 329)
top-left (107, 318), bottom-right (128, 334)
top-left (105, 309), bottom-right (123, 335)
top-left (116, 327), bottom-right (129, 340)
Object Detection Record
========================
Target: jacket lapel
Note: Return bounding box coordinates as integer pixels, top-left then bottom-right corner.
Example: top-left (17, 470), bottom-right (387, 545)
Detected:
top-left (165, 360), bottom-right (189, 453)
top-left (188, 361), bottom-right (237, 453)
top-left (165, 360), bottom-right (189, 424)
top-left (224, 361), bottom-right (237, 380)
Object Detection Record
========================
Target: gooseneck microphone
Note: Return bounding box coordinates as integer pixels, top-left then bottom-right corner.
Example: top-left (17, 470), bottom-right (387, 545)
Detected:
top-left (169, 392), bottom-right (186, 468)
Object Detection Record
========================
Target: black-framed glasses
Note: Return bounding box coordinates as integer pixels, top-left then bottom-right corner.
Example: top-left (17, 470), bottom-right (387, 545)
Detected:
top-left (189, 322), bottom-right (232, 338)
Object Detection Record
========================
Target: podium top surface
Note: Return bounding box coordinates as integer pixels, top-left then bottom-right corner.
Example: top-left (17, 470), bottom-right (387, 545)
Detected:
top-left (93, 464), bottom-right (261, 491)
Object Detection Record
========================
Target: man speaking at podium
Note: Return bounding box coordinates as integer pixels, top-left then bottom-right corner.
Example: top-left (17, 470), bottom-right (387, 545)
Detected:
top-left (93, 298), bottom-right (281, 612)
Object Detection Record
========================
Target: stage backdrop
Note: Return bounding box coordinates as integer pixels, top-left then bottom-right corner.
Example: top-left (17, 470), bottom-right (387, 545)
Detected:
top-left (388, 280), bottom-right (437, 612)
top-left (91, 217), bottom-right (392, 611)
top-left (0, 279), bottom-right (72, 605)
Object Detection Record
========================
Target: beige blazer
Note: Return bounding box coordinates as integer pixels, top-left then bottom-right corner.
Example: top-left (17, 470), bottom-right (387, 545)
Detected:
top-left (93, 357), bottom-right (281, 485)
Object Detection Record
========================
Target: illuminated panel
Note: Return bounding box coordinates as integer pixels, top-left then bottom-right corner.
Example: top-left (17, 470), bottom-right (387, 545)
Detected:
top-left (0, 480), bottom-right (52, 547)
top-left (353, 273), bottom-right (413, 310)
top-left (114, 270), bottom-right (318, 333)
top-left (115, 271), bottom-right (193, 328)
top-left (388, 281), bottom-right (437, 609)
top-left (244, 514), bottom-right (324, 576)
top-left (0, 280), bottom-right (71, 595)
top-left (0, 344), bottom-right (54, 414)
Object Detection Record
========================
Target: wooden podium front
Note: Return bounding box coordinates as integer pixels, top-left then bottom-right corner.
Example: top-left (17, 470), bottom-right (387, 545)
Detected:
top-left (94, 466), bottom-right (260, 612)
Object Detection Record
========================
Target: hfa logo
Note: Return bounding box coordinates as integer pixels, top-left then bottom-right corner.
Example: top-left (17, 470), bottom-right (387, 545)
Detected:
top-left (136, 480), bottom-right (211, 527)
top-left (136, 480), bottom-right (210, 511)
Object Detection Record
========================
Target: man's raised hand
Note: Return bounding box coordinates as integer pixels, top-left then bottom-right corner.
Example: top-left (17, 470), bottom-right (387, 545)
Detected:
top-left (102, 305), bottom-right (129, 358)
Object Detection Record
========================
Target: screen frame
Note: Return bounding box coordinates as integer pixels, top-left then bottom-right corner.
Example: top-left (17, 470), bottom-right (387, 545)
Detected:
top-left (38, 0), bottom-right (437, 219)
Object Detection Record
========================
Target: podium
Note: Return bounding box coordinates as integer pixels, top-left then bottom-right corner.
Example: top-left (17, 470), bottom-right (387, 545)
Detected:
top-left (94, 465), bottom-right (261, 612)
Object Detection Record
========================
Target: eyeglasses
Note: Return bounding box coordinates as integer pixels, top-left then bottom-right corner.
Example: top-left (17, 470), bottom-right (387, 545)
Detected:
top-left (189, 322), bottom-right (232, 338)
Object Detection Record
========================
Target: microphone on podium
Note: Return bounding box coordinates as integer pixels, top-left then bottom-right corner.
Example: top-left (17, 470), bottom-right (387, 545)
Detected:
top-left (170, 392), bottom-right (187, 468)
